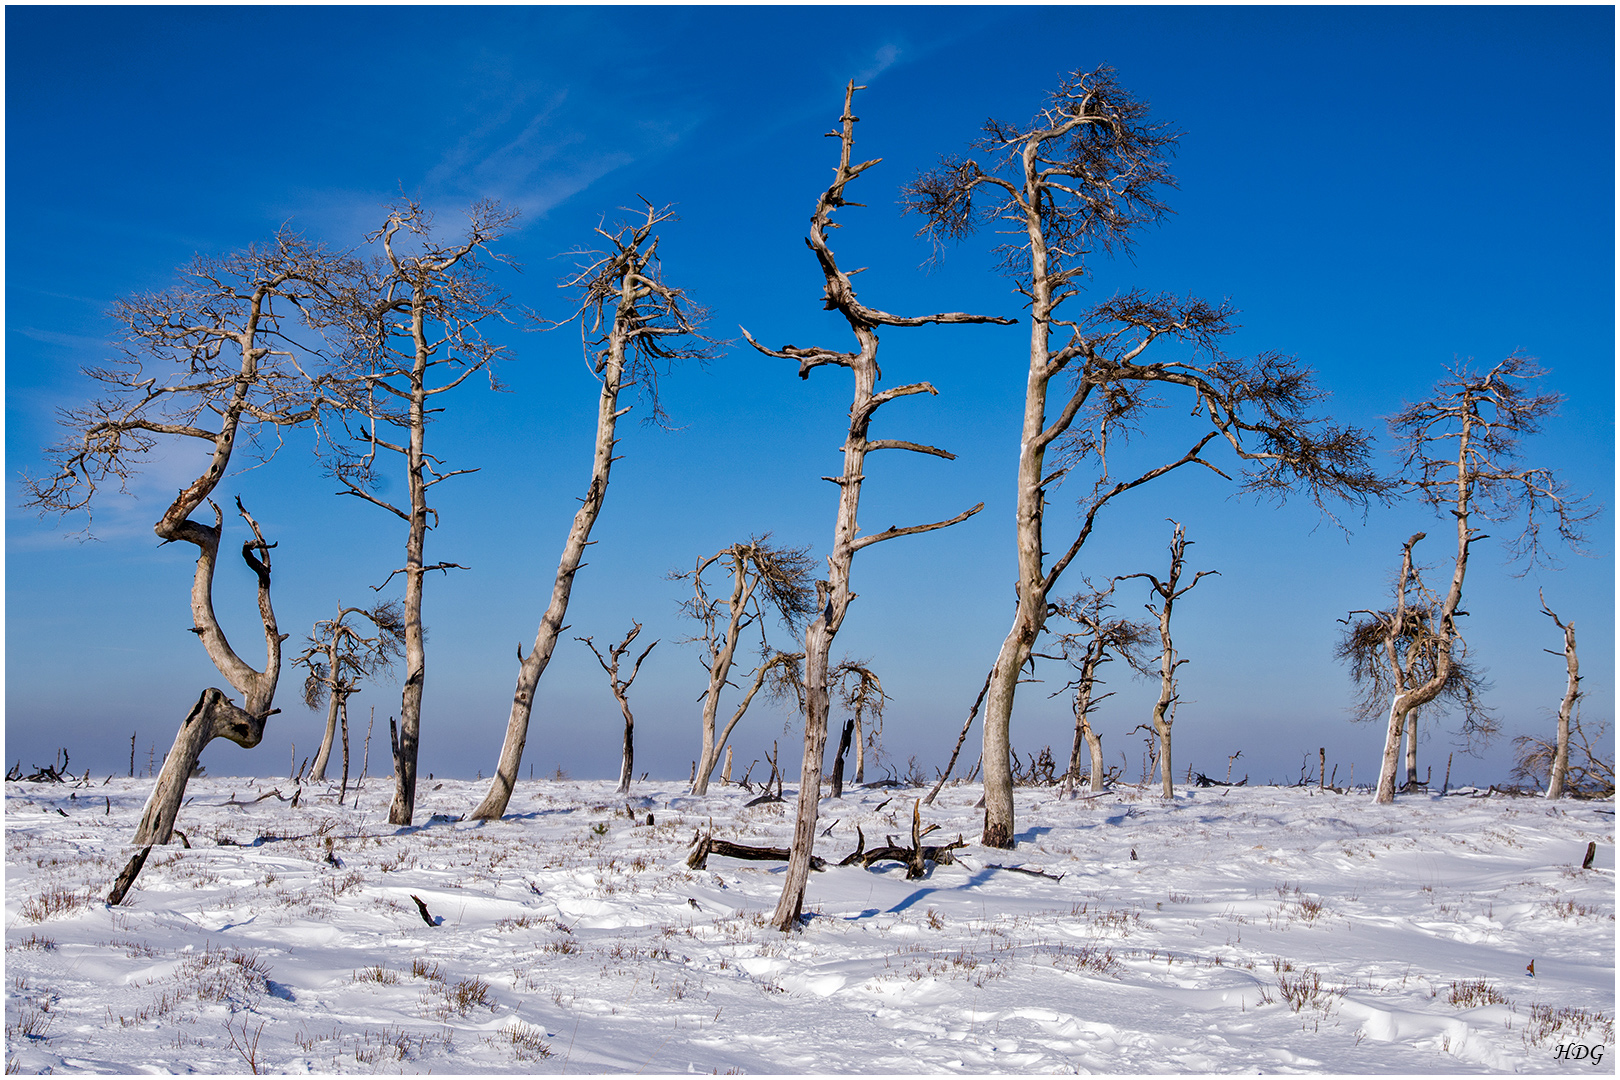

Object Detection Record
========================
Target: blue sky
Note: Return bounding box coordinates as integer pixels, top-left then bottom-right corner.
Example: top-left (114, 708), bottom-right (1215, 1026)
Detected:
top-left (6, 6), bottom-right (1613, 789)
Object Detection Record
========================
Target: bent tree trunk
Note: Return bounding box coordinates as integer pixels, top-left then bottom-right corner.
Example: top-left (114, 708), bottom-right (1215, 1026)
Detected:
top-left (135, 688), bottom-right (271, 844)
top-left (473, 207), bottom-right (699, 821)
top-left (471, 373), bottom-right (621, 821)
top-left (133, 498), bottom-right (283, 846)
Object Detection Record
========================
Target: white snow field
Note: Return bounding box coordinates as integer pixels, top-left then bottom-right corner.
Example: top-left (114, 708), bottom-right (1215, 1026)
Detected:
top-left (4, 775), bottom-right (1613, 1074)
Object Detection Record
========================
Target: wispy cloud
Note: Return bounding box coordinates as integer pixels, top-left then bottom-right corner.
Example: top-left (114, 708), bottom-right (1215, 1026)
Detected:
top-left (855, 43), bottom-right (903, 84)
top-left (11, 326), bottom-right (115, 352)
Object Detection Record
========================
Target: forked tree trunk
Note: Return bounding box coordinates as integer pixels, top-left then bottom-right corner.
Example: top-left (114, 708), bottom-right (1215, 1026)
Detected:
top-left (1124, 522), bottom-right (1215, 801)
top-left (1375, 392), bottom-right (1479, 806)
top-left (133, 499), bottom-right (282, 847)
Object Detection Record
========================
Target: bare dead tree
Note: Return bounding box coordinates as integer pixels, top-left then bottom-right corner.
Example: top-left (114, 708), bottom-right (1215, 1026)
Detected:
top-left (1513, 676), bottom-right (1612, 799)
top-left (744, 82), bottom-right (1011, 931)
top-left (1535, 595), bottom-right (1580, 799)
top-left (1116, 522), bottom-right (1217, 799)
top-left (831, 659), bottom-right (888, 785)
top-left (1049, 580), bottom-right (1152, 793)
top-left (292, 601), bottom-right (405, 785)
top-left (23, 232), bottom-right (351, 858)
top-left (677, 537), bottom-right (816, 795)
top-left (1337, 533), bottom-right (1491, 794)
top-left (319, 198), bottom-right (516, 825)
top-left (471, 202), bottom-right (714, 821)
top-left (577, 622), bottom-right (658, 794)
top-left (1370, 353), bottom-right (1594, 804)
top-left (904, 66), bottom-right (1387, 847)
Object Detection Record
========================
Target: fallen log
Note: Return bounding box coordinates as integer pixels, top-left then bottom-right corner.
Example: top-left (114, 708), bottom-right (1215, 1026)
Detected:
top-left (986, 863), bottom-right (1065, 882)
top-left (687, 833), bottom-right (825, 872)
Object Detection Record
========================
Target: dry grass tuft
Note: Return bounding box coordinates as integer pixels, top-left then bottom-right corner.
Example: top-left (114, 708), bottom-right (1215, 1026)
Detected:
top-left (1521, 1004), bottom-right (1614, 1048)
top-left (492, 1022), bottom-right (553, 1061)
top-left (19, 885), bottom-right (92, 923)
top-left (353, 965), bottom-right (401, 985)
top-left (1446, 979), bottom-right (1508, 1008)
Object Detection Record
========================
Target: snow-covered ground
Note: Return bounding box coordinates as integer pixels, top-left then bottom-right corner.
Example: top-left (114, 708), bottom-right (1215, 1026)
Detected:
top-left (4, 774), bottom-right (1613, 1074)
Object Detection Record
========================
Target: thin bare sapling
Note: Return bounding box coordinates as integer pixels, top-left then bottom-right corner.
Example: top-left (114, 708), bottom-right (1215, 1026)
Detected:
top-left (1117, 521), bottom-right (1216, 799)
top-left (577, 622), bottom-right (658, 794)
top-left (832, 659), bottom-right (887, 785)
top-left (1048, 579), bottom-right (1152, 792)
top-left (1511, 595), bottom-right (1611, 798)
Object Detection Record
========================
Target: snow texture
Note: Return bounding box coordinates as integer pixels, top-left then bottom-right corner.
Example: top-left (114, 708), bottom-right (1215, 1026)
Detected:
top-left (5, 775), bottom-right (1613, 1074)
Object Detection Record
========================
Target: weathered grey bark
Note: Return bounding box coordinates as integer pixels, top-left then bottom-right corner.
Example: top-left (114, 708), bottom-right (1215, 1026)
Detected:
top-left (1371, 354), bottom-right (1589, 804)
top-left (831, 660), bottom-right (885, 789)
top-left (324, 200), bottom-right (515, 825)
top-left (295, 602), bottom-right (405, 783)
top-left (24, 235), bottom-right (348, 862)
top-left (1541, 598), bottom-right (1579, 799)
top-left (904, 67), bottom-right (1385, 847)
top-left (134, 496), bottom-right (284, 848)
top-left (1051, 583), bottom-right (1150, 794)
top-left (577, 623), bottom-right (657, 795)
top-left (471, 204), bottom-right (710, 821)
top-left (311, 690), bottom-right (341, 782)
top-left (1403, 713), bottom-right (1422, 789)
top-left (1120, 522), bottom-right (1216, 800)
top-left (831, 719), bottom-right (855, 799)
top-left (681, 541), bottom-right (813, 796)
top-left (745, 82), bottom-right (1006, 931)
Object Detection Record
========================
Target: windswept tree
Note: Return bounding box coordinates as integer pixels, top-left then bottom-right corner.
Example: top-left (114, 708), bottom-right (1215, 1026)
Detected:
top-left (831, 659), bottom-right (887, 785)
top-left (1369, 353), bottom-right (1594, 804)
top-left (471, 203), bottom-right (714, 821)
top-left (321, 198), bottom-right (517, 826)
top-left (1513, 600), bottom-right (1609, 798)
top-left (1049, 580), bottom-right (1152, 792)
top-left (23, 231), bottom-right (350, 859)
top-left (577, 622), bottom-right (658, 794)
top-left (904, 66), bottom-right (1387, 847)
top-left (676, 537), bottom-right (817, 796)
top-left (744, 82), bottom-right (1012, 931)
top-left (1119, 521), bottom-right (1217, 799)
top-left (293, 601), bottom-right (406, 791)
top-left (1337, 533), bottom-right (1491, 793)
top-left (1536, 597), bottom-right (1580, 799)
